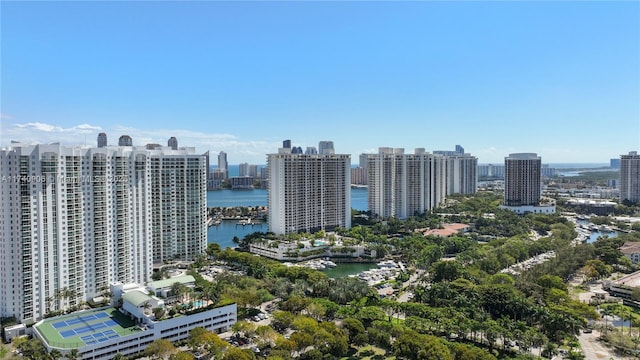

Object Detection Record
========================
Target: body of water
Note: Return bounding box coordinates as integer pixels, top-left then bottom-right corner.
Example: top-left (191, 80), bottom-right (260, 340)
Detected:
top-left (207, 189), bottom-right (267, 207)
top-left (548, 163), bottom-right (609, 169)
top-left (588, 229), bottom-right (619, 243)
top-left (207, 187), bottom-right (368, 248)
top-left (577, 219), bottom-right (620, 243)
top-left (208, 220), bottom-right (267, 249)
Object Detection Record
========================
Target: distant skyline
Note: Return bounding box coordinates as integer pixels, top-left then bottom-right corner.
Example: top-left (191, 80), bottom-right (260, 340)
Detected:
top-left (1, 1), bottom-right (638, 164)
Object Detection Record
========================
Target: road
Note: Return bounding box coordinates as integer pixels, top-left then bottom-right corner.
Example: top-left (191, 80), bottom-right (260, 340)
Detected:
top-left (577, 329), bottom-right (630, 360)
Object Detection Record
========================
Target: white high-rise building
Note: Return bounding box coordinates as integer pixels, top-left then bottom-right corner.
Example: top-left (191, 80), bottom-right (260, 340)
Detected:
top-left (367, 148), bottom-right (447, 219)
top-left (446, 154), bottom-right (477, 195)
top-left (239, 163), bottom-right (258, 178)
top-left (239, 162), bottom-right (249, 177)
top-left (267, 144), bottom-right (351, 235)
top-left (0, 143), bottom-right (207, 323)
top-left (477, 164), bottom-right (505, 178)
top-left (620, 151), bottom-right (640, 203)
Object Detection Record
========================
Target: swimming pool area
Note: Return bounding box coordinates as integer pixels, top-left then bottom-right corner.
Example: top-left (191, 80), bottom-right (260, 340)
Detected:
top-left (192, 300), bottom-right (207, 308)
top-left (179, 300), bottom-right (208, 309)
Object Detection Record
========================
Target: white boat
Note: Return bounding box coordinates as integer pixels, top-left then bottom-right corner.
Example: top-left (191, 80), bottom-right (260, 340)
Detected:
top-left (321, 260), bottom-right (337, 268)
top-left (599, 225), bottom-right (613, 232)
top-left (377, 260), bottom-right (397, 268)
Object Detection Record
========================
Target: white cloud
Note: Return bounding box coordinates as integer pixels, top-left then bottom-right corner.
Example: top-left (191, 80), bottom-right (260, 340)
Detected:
top-left (12, 122), bottom-right (103, 134)
top-left (2, 121), bottom-right (105, 146)
top-left (15, 122), bottom-right (64, 132)
top-left (1, 121), bottom-right (280, 164)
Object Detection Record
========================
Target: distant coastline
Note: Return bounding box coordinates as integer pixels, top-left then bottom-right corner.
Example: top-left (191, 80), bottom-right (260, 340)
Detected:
top-left (213, 162), bottom-right (611, 174)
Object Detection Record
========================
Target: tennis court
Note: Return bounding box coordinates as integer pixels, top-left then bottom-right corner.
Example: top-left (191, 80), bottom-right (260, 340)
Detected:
top-left (34, 308), bottom-right (140, 349)
top-left (58, 320), bottom-right (119, 338)
top-left (51, 311), bottom-right (120, 343)
top-left (52, 311), bottom-right (109, 329)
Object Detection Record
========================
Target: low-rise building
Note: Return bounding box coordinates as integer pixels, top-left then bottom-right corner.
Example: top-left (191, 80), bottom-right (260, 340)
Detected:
top-left (605, 270), bottom-right (640, 298)
top-left (420, 223), bottom-right (471, 237)
top-left (148, 275), bottom-right (196, 298)
top-left (230, 176), bottom-right (254, 189)
top-left (620, 242), bottom-right (640, 264)
top-left (32, 277), bottom-right (236, 359)
top-left (249, 238), bottom-right (375, 262)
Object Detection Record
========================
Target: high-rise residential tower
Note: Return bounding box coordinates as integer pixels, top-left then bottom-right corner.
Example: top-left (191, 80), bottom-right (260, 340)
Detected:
top-left (238, 163), bottom-right (258, 177)
top-left (504, 153), bottom-right (541, 206)
top-left (218, 151), bottom-right (228, 179)
top-left (434, 145), bottom-right (464, 157)
top-left (97, 132), bottom-right (107, 148)
top-left (367, 148), bottom-right (447, 219)
top-left (318, 141), bottom-right (335, 155)
top-left (118, 135), bottom-right (133, 146)
top-left (168, 137), bottom-right (178, 150)
top-left (0, 142), bottom-right (207, 323)
top-left (501, 153), bottom-right (555, 214)
top-left (620, 151), bottom-right (640, 203)
top-left (445, 154), bottom-right (477, 195)
top-left (267, 141), bottom-right (351, 234)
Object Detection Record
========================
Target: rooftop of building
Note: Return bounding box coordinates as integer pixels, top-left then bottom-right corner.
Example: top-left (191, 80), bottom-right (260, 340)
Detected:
top-left (612, 270), bottom-right (640, 288)
top-left (149, 275), bottom-right (195, 290)
top-left (122, 290), bottom-right (155, 307)
top-left (420, 223), bottom-right (470, 237)
top-left (619, 242), bottom-right (640, 255)
top-left (506, 153), bottom-right (540, 160)
top-left (34, 307), bottom-right (140, 350)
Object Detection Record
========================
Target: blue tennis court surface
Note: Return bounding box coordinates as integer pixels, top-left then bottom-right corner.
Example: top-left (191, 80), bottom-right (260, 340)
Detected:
top-left (52, 321), bottom-right (67, 329)
top-left (52, 311), bottom-right (121, 343)
top-left (51, 311), bottom-right (113, 330)
top-left (60, 330), bottom-right (76, 338)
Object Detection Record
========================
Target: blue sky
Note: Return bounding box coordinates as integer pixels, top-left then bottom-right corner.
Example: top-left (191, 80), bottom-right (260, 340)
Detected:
top-left (1, 1), bottom-right (638, 165)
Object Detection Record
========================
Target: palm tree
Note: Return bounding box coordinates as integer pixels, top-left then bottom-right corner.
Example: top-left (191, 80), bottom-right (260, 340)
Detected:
top-left (153, 307), bottom-right (166, 320)
top-left (203, 284), bottom-right (220, 306)
top-left (48, 349), bottom-right (62, 360)
top-left (170, 282), bottom-right (186, 304)
top-left (45, 296), bottom-right (53, 313)
top-left (63, 288), bottom-right (77, 304)
top-left (532, 332), bottom-right (548, 357)
top-left (565, 350), bottom-right (586, 360)
top-left (600, 306), bottom-right (614, 333)
top-left (99, 285), bottom-right (112, 304)
top-left (55, 289), bottom-right (63, 308)
top-left (66, 349), bottom-right (79, 360)
top-left (143, 301), bottom-right (152, 315)
top-left (542, 342), bottom-right (559, 359)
